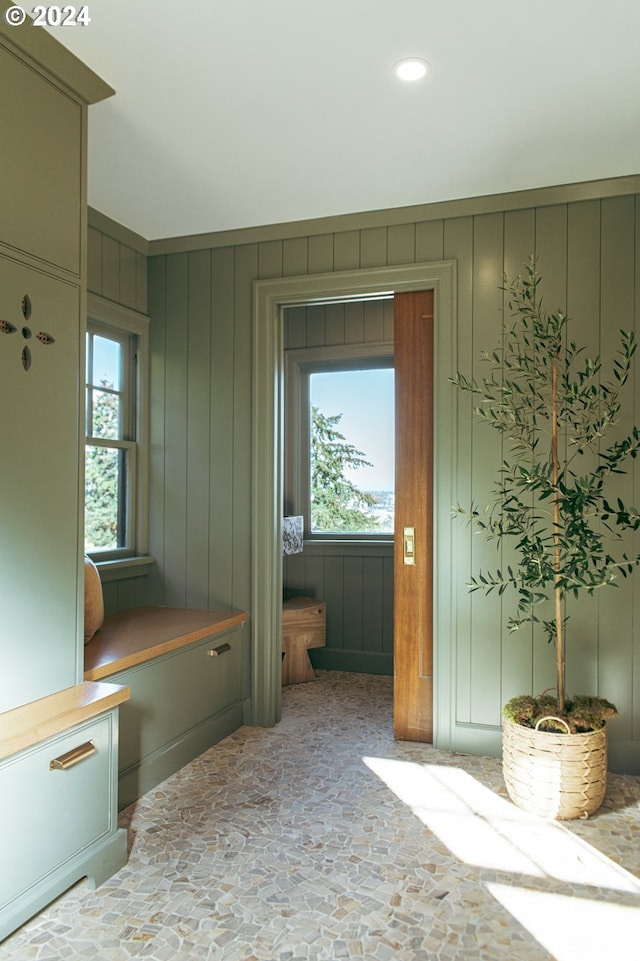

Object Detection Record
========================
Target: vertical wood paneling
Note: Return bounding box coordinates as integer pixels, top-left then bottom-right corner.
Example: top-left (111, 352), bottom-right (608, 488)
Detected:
top-left (87, 226), bottom-right (147, 315)
top-left (333, 230), bottom-right (360, 271)
top-left (185, 250), bottom-right (212, 608)
top-left (136, 251), bottom-right (147, 312)
top-left (232, 244), bottom-right (258, 614)
top-left (362, 557), bottom-right (383, 652)
top-left (285, 306), bottom-right (307, 349)
top-left (382, 554), bottom-right (394, 654)
top-left (444, 215), bottom-right (474, 723)
top-left (344, 301), bottom-right (364, 343)
top-left (101, 573), bottom-right (154, 616)
top-left (284, 547), bottom-right (394, 671)
top-left (284, 554), bottom-right (306, 596)
top-left (147, 255), bottom-right (167, 600)
top-left (415, 220), bottom-right (444, 263)
top-left (118, 243), bottom-right (137, 309)
top-left (87, 226), bottom-right (102, 293)
top-left (115, 577), bottom-right (136, 612)
top-left (283, 237), bottom-right (308, 276)
top-left (258, 240), bottom-right (283, 279)
top-left (163, 254), bottom-right (189, 605)
top-left (387, 224), bottom-right (415, 266)
top-left (360, 226), bottom-right (387, 268)
top-left (503, 208), bottom-right (536, 285)
top-left (306, 305), bottom-right (326, 347)
top-left (343, 556), bottom-right (364, 651)
top-left (308, 234), bottom-right (333, 273)
top-left (469, 212), bottom-right (505, 726)
top-left (383, 300), bottom-right (394, 341)
top-left (325, 303), bottom-right (345, 345)
top-left (101, 235), bottom-right (120, 302)
top-left (324, 556), bottom-right (345, 650)
top-left (303, 555), bottom-right (325, 602)
top-left (210, 246), bottom-right (236, 608)
top-left (363, 299), bottom-right (385, 342)
top-left (535, 205), bottom-right (568, 312)
top-left (598, 196), bottom-right (637, 735)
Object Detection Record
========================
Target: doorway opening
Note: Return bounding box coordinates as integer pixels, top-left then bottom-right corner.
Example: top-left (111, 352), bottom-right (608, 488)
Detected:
top-left (250, 261), bottom-right (457, 748)
top-left (282, 298), bottom-right (395, 680)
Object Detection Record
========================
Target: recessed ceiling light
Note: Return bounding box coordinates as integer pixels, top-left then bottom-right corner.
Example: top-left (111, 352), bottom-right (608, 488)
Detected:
top-left (393, 58), bottom-right (431, 82)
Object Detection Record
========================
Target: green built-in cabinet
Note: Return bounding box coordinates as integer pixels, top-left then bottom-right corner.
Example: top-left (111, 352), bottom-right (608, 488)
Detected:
top-left (109, 623), bottom-right (245, 809)
top-left (0, 256), bottom-right (81, 710)
top-left (0, 8), bottom-right (128, 941)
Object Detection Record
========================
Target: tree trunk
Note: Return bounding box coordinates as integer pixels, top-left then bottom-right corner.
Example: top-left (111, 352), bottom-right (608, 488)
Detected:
top-left (551, 349), bottom-right (565, 711)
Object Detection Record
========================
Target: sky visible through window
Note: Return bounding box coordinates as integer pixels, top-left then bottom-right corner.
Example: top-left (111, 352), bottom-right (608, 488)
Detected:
top-left (90, 334), bottom-right (120, 388)
top-left (310, 367), bottom-right (394, 493)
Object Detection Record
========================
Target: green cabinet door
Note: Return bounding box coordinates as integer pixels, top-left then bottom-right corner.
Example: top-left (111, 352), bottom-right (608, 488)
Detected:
top-left (0, 43), bottom-right (82, 274)
top-left (0, 255), bottom-right (81, 712)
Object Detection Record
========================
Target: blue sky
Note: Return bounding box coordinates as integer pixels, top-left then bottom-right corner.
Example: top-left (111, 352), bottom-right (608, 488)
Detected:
top-left (90, 333), bottom-right (121, 387)
top-left (310, 368), bottom-right (395, 491)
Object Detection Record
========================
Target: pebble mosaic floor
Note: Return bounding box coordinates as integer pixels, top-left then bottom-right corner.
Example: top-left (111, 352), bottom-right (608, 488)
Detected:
top-left (3, 671), bottom-right (640, 961)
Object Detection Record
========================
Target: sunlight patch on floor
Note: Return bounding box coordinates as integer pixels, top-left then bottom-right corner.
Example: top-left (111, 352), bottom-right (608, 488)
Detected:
top-left (487, 883), bottom-right (640, 961)
top-left (363, 756), bottom-right (640, 894)
top-left (363, 755), bottom-right (640, 960)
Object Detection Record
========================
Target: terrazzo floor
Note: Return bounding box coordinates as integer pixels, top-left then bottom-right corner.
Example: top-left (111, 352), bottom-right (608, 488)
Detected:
top-left (3, 672), bottom-right (640, 961)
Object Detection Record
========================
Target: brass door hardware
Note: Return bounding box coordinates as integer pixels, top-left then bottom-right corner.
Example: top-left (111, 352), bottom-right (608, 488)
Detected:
top-left (403, 526), bottom-right (416, 565)
top-left (208, 642), bottom-right (231, 656)
top-left (50, 740), bottom-right (96, 771)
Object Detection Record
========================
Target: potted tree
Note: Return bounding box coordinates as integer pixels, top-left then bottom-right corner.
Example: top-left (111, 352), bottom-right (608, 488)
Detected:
top-left (451, 257), bottom-right (640, 819)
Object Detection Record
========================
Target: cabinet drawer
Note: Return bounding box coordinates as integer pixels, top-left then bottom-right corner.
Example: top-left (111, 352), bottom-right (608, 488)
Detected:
top-left (116, 629), bottom-right (241, 771)
top-left (0, 714), bottom-right (115, 909)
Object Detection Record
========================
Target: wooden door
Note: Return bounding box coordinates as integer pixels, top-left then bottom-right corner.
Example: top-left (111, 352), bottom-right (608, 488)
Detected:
top-left (393, 290), bottom-right (434, 741)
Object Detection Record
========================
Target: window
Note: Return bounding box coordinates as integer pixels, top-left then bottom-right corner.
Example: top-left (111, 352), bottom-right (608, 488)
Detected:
top-left (309, 367), bottom-right (394, 535)
top-left (84, 297), bottom-right (149, 559)
top-left (286, 344), bottom-right (394, 541)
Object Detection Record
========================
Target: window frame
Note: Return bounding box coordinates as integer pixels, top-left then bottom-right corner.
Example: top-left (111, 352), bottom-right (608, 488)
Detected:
top-left (85, 294), bottom-right (150, 562)
top-left (285, 342), bottom-right (394, 545)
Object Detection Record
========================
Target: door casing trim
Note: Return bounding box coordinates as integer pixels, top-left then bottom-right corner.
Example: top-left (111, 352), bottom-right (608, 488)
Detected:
top-left (251, 260), bottom-right (457, 744)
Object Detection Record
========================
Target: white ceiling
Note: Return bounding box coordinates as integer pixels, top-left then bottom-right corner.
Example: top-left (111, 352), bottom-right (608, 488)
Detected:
top-left (46, 0), bottom-right (640, 242)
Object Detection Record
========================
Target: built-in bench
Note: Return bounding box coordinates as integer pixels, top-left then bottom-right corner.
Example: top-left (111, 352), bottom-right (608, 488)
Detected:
top-left (84, 605), bottom-right (248, 809)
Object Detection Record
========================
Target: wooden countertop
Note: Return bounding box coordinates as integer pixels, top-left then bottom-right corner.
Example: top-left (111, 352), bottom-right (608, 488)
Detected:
top-left (84, 606), bottom-right (248, 681)
top-left (0, 681), bottom-right (130, 761)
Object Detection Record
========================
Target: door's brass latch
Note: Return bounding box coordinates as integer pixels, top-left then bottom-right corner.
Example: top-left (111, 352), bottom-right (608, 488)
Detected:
top-left (403, 526), bottom-right (415, 565)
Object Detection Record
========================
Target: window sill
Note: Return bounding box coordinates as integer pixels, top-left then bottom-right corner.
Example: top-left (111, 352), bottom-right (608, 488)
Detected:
top-left (94, 555), bottom-right (155, 582)
top-left (300, 540), bottom-right (393, 557)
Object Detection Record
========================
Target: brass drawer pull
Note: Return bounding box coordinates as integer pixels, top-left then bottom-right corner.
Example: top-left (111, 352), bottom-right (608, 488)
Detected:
top-left (208, 642), bottom-right (231, 657)
top-left (50, 740), bottom-right (96, 771)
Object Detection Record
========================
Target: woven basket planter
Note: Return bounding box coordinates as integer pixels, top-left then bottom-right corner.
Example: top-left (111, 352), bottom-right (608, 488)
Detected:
top-left (502, 716), bottom-right (608, 819)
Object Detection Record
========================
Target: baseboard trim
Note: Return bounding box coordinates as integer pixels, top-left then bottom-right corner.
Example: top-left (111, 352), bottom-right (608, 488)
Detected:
top-left (117, 702), bottom-right (244, 809)
top-left (309, 649), bottom-right (393, 676)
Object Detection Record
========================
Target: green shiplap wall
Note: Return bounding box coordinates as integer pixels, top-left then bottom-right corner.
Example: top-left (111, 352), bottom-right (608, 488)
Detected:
top-left (146, 180), bottom-right (639, 773)
top-left (87, 210), bottom-right (153, 613)
top-left (87, 210), bottom-right (147, 314)
top-left (283, 300), bottom-right (395, 674)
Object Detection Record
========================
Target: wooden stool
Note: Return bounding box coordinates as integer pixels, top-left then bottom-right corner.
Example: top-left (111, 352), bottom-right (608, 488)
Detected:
top-left (282, 596), bottom-right (326, 685)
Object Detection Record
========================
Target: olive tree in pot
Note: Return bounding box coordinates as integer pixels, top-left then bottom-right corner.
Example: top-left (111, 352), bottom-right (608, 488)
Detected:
top-left (451, 257), bottom-right (640, 819)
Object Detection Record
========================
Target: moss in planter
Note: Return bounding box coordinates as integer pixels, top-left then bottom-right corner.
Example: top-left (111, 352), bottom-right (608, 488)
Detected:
top-left (504, 694), bottom-right (617, 733)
